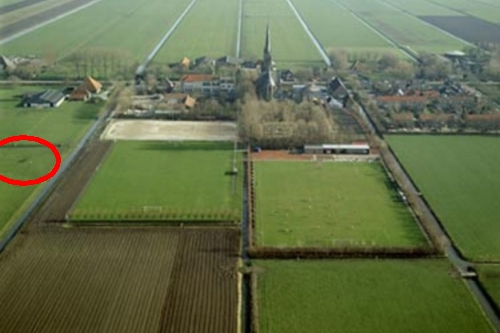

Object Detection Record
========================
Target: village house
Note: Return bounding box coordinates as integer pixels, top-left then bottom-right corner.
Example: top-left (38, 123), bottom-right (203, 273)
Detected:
top-left (179, 74), bottom-right (234, 95)
top-left (22, 90), bottom-right (65, 108)
top-left (69, 76), bottom-right (102, 101)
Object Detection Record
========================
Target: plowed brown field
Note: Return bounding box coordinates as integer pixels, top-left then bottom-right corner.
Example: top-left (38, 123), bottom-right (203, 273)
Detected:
top-left (0, 227), bottom-right (239, 333)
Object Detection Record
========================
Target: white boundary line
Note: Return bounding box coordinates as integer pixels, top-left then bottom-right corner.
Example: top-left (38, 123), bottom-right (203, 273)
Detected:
top-left (0, 0), bottom-right (102, 45)
top-left (331, 0), bottom-right (418, 62)
top-left (284, 0), bottom-right (331, 66)
top-left (236, 0), bottom-right (243, 57)
top-left (375, 0), bottom-right (475, 48)
top-left (136, 0), bottom-right (198, 75)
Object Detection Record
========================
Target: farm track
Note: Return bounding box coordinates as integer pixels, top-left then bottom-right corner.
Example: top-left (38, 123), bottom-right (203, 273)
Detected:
top-left (0, 0), bottom-right (46, 14)
top-left (0, 0), bottom-right (100, 42)
top-left (31, 140), bottom-right (112, 224)
top-left (160, 229), bottom-right (239, 333)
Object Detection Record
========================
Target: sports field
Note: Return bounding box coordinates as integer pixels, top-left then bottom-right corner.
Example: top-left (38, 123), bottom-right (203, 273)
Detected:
top-left (387, 135), bottom-right (500, 261)
top-left (253, 161), bottom-right (426, 247)
top-left (255, 260), bottom-right (493, 333)
top-left (478, 265), bottom-right (500, 310)
top-left (72, 141), bottom-right (242, 222)
top-left (154, 0), bottom-right (238, 63)
top-left (0, 86), bottom-right (101, 235)
top-left (241, 0), bottom-right (323, 68)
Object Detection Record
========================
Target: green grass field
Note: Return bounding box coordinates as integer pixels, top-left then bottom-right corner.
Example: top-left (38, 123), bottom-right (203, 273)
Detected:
top-left (430, 0), bottom-right (500, 23)
top-left (382, 0), bottom-right (462, 16)
top-left (0, 0), bottom-right (74, 29)
top-left (241, 0), bottom-right (323, 68)
top-left (291, 0), bottom-right (403, 58)
top-left (154, 0), bottom-right (238, 63)
top-left (255, 260), bottom-right (493, 333)
top-left (388, 135), bottom-right (500, 261)
top-left (73, 141), bottom-right (242, 222)
top-left (478, 265), bottom-right (500, 310)
top-left (1, 0), bottom-right (190, 62)
top-left (336, 0), bottom-right (468, 54)
top-left (254, 161), bottom-right (426, 247)
top-left (0, 86), bottom-right (101, 235)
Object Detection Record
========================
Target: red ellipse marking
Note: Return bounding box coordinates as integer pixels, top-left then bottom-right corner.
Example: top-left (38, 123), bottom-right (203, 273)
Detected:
top-left (0, 135), bottom-right (61, 187)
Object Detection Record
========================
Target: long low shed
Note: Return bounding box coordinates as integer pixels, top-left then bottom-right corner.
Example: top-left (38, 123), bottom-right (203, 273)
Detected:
top-left (304, 144), bottom-right (370, 155)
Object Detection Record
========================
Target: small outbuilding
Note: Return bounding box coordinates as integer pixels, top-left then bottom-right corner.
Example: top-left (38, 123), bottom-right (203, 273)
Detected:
top-left (304, 143), bottom-right (370, 155)
top-left (22, 90), bottom-right (65, 108)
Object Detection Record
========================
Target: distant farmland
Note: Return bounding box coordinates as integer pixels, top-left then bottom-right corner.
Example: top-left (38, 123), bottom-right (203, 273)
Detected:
top-left (1, 0), bottom-right (191, 61)
top-left (388, 135), bottom-right (500, 261)
top-left (0, 227), bottom-right (239, 333)
top-left (291, 0), bottom-right (401, 58)
top-left (72, 141), bottom-right (242, 222)
top-left (255, 260), bottom-right (493, 333)
top-left (241, 0), bottom-right (323, 68)
top-left (154, 0), bottom-right (238, 63)
top-left (253, 161), bottom-right (426, 247)
top-left (335, 0), bottom-right (468, 54)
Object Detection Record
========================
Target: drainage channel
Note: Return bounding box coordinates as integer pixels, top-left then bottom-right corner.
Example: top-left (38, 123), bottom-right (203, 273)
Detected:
top-left (284, 0), bottom-right (331, 67)
top-left (135, 0), bottom-right (198, 78)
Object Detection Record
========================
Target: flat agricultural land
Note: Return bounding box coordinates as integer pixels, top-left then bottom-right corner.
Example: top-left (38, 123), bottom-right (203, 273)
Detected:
top-left (428, 0), bottom-right (500, 24)
top-left (335, 0), bottom-right (468, 54)
top-left (0, 227), bottom-right (239, 333)
top-left (478, 265), bottom-right (500, 310)
top-left (72, 141), bottom-right (242, 222)
top-left (1, 0), bottom-right (190, 62)
top-left (241, 0), bottom-right (323, 68)
top-left (253, 161), bottom-right (426, 247)
top-left (254, 259), bottom-right (493, 333)
top-left (101, 120), bottom-right (237, 141)
top-left (0, 86), bottom-right (100, 235)
top-left (291, 0), bottom-right (402, 58)
top-left (387, 135), bottom-right (500, 261)
top-left (154, 0), bottom-right (238, 63)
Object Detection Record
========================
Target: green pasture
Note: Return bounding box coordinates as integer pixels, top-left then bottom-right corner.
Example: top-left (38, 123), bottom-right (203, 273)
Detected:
top-left (73, 141), bottom-right (242, 222)
top-left (388, 135), bottom-right (500, 261)
top-left (255, 260), bottom-right (493, 333)
top-left (336, 0), bottom-right (468, 53)
top-left (254, 161), bottom-right (426, 247)
top-left (291, 0), bottom-right (401, 57)
top-left (241, 0), bottom-right (323, 68)
top-left (0, 86), bottom-right (101, 235)
top-left (154, 0), bottom-right (238, 63)
top-left (478, 265), bottom-right (500, 310)
top-left (1, 0), bottom-right (190, 62)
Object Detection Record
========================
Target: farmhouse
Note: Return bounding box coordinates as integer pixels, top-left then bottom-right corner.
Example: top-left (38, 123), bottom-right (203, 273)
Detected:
top-left (69, 76), bottom-right (102, 101)
top-left (304, 143), bottom-right (370, 155)
top-left (22, 90), bottom-right (65, 108)
top-left (163, 93), bottom-right (196, 109)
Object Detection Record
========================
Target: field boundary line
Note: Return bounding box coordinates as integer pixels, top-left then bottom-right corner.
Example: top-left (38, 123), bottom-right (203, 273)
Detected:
top-left (135, 0), bottom-right (198, 76)
top-left (375, 0), bottom-right (475, 48)
top-left (331, 0), bottom-right (418, 62)
top-left (236, 0), bottom-right (243, 57)
top-left (284, 0), bottom-right (331, 66)
top-left (0, 0), bottom-right (102, 45)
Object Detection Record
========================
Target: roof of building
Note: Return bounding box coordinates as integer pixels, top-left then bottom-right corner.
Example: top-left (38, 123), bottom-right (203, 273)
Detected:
top-left (164, 93), bottom-right (196, 108)
top-left (82, 76), bottom-right (102, 92)
top-left (181, 57), bottom-right (191, 67)
top-left (23, 90), bottom-right (65, 105)
top-left (304, 143), bottom-right (370, 150)
top-left (329, 77), bottom-right (348, 97)
top-left (0, 55), bottom-right (15, 70)
top-left (181, 74), bottom-right (216, 82)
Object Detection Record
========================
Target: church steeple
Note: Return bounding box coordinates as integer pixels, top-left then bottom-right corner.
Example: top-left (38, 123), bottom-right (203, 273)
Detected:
top-left (262, 23), bottom-right (272, 72)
